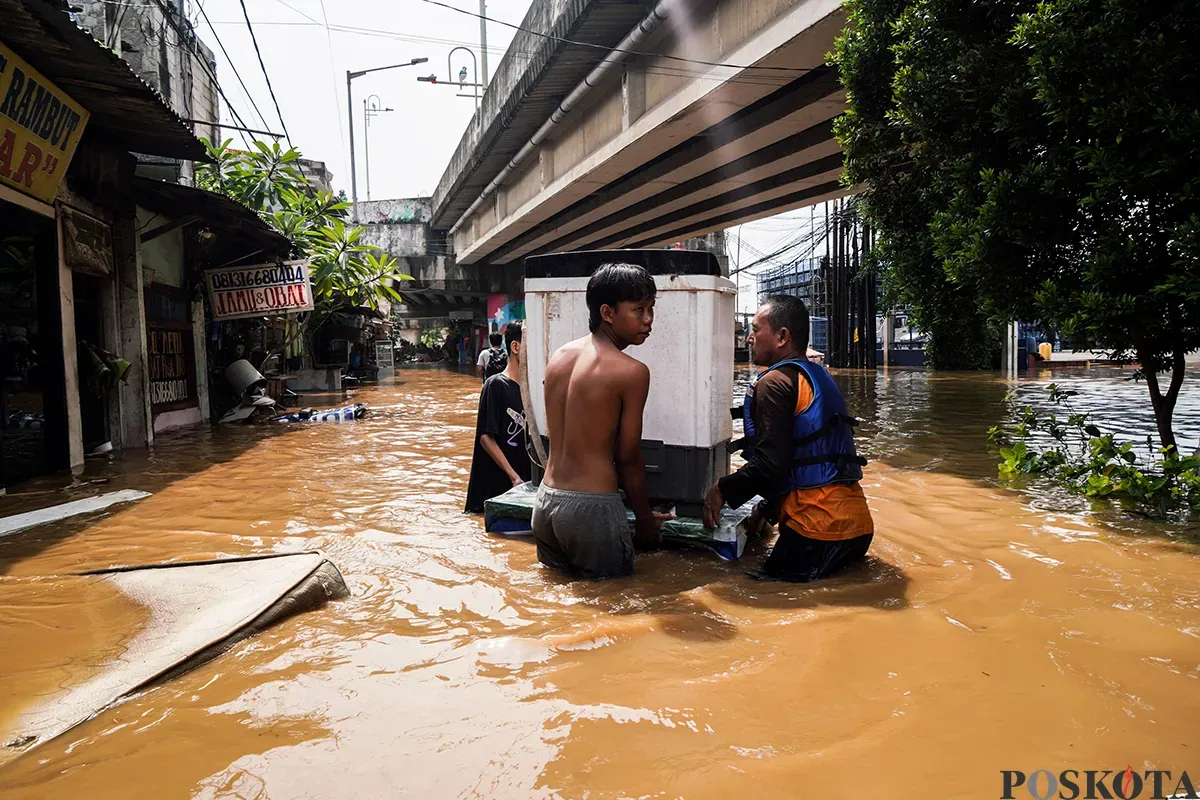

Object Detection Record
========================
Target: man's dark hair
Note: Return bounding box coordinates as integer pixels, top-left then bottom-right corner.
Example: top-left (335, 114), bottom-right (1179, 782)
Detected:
top-left (504, 320), bottom-right (522, 353)
top-left (586, 263), bottom-right (657, 332)
top-left (489, 332), bottom-right (503, 347)
top-left (761, 294), bottom-right (810, 353)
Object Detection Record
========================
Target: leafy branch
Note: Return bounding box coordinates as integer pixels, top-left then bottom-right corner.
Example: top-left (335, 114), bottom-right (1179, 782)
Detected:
top-left (989, 384), bottom-right (1200, 518)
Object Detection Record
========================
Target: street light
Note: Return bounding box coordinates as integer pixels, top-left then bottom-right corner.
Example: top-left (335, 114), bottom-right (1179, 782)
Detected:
top-left (415, 47), bottom-right (482, 108)
top-left (347, 57), bottom-right (428, 221)
top-left (363, 95), bottom-right (393, 201)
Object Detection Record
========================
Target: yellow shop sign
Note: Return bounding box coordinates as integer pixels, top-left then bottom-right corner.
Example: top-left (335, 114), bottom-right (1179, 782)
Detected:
top-left (0, 39), bottom-right (89, 204)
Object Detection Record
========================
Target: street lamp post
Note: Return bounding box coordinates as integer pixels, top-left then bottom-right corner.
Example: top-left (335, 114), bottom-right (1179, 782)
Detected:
top-left (363, 95), bottom-right (393, 201)
top-left (416, 48), bottom-right (483, 108)
top-left (347, 57), bottom-right (428, 221)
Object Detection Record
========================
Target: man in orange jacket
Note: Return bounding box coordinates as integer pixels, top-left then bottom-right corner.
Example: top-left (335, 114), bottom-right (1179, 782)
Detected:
top-left (704, 295), bottom-right (874, 581)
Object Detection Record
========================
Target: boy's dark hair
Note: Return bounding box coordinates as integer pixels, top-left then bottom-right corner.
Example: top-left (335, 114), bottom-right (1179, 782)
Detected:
top-left (586, 263), bottom-right (657, 332)
top-left (761, 294), bottom-right (810, 353)
top-left (489, 332), bottom-right (503, 347)
top-left (504, 321), bottom-right (522, 353)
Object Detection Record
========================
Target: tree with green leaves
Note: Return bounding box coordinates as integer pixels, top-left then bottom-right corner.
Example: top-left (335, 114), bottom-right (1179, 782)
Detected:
top-left (196, 138), bottom-right (411, 361)
top-left (834, 0), bottom-right (1199, 448)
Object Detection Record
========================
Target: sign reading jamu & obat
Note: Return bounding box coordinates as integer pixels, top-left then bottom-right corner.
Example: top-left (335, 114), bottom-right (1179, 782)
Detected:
top-left (205, 260), bottom-right (315, 321)
top-left (0, 40), bottom-right (89, 203)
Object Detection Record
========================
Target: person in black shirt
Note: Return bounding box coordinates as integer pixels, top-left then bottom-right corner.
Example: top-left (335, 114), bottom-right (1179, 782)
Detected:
top-left (464, 322), bottom-right (531, 513)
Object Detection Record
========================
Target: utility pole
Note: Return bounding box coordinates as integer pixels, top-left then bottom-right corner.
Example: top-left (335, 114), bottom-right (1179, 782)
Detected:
top-left (363, 95), bottom-right (393, 201)
top-left (347, 57), bottom-right (428, 221)
top-left (479, 0), bottom-right (488, 87)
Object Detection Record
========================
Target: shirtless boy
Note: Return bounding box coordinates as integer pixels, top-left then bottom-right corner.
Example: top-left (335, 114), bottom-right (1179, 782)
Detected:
top-left (533, 263), bottom-right (670, 579)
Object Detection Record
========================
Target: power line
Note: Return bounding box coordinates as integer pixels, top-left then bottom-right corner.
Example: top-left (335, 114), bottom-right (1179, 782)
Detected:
top-left (197, 20), bottom-right (800, 87)
top-left (236, 0), bottom-right (292, 146)
top-left (195, 0), bottom-right (271, 132)
top-left (146, 0), bottom-right (255, 147)
top-left (292, 0), bottom-right (348, 157)
top-left (418, 0), bottom-right (819, 74)
top-left (178, 117), bottom-right (284, 138)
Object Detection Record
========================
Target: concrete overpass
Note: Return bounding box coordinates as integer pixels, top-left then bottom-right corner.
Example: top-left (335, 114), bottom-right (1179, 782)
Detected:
top-left (431, 0), bottom-right (849, 266)
top-left (357, 198), bottom-right (521, 320)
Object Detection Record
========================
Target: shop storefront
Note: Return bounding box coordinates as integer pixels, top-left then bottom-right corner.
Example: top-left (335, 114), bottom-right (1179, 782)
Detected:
top-left (0, 36), bottom-right (89, 488)
top-left (2, 1), bottom-right (211, 488)
top-left (0, 201), bottom-right (66, 489)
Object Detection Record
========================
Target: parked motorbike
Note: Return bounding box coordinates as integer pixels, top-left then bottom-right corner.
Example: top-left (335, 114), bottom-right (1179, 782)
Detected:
top-left (218, 360), bottom-right (278, 424)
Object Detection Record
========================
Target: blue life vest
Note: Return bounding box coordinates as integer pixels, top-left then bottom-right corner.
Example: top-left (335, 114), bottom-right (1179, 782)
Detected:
top-left (733, 359), bottom-right (866, 496)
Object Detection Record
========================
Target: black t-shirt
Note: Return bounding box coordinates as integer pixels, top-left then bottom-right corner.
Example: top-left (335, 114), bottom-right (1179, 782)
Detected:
top-left (464, 374), bottom-right (531, 513)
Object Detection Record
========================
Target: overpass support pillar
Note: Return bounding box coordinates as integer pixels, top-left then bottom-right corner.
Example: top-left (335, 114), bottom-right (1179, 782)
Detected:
top-left (539, 148), bottom-right (554, 190)
top-left (622, 63), bottom-right (646, 130)
top-left (882, 310), bottom-right (894, 367)
top-left (1001, 321), bottom-right (1020, 377)
top-left (495, 188), bottom-right (508, 222)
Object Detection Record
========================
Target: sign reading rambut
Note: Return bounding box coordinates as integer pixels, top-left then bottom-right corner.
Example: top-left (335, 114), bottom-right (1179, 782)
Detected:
top-left (0, 40), bottom-right (89, 203)
top-left (205, 260), bottom-right (315, 321)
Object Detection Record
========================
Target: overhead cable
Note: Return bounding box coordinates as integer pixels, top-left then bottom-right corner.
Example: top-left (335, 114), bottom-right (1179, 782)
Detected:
top-left (199, 19), bottom-right (801, 87)
top-left (237, 0), bottom-right (293, 146)
top-left (419, 0), bottom-right (818, 73)
top-left (196, 0), bottom-right (273, 132)
top-left (146, 0), bottom-right (255, 146)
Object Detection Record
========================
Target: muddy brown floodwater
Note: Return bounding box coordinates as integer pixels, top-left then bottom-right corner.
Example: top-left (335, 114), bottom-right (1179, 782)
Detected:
top-left (0, 365), bottom-right (1198, 798)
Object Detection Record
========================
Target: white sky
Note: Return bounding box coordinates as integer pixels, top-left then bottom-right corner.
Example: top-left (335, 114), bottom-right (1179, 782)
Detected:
top-left (192, 0), bottom-right (818, 310)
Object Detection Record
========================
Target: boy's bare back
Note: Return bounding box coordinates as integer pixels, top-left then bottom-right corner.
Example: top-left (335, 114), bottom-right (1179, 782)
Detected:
top-left (542, 333), bottom-right (649, 494)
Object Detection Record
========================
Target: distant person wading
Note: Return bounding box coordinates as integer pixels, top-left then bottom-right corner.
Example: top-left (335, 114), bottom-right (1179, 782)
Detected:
top-left (477, 332), bottom-right (508, 381)
top-left (464, 323), bottom-right (530, 514)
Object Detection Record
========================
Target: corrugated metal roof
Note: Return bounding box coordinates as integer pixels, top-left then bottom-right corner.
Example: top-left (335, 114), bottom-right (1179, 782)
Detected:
top-left (430, 0), bottom-right (653, 228)
top-left (133, 177), bottom-right (291, 259)
top-left (0, 0), bottom-right (208, 162)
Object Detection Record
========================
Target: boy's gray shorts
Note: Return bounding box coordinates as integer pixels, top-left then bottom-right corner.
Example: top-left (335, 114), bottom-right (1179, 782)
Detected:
top-left (532, 485), bottom-right (634, 579)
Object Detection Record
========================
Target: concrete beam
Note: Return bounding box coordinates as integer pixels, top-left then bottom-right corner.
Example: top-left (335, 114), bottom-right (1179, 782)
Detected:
top-left (535, 119), bottom-right (839, 254)
top-left (627, 181), bottom-right (851, 248)
top-left (492, 66), bottom-right (843, 262)
top-left (453, 1), bottom-right (848, 264)
top-left (621, 62), bottom-right (646, 130)
top-left (431, 0), bottom-right (651, 227)
top-left (590, 154), bottom-right (844, 248)
top-left (394, 302), bottom-right (486, 320)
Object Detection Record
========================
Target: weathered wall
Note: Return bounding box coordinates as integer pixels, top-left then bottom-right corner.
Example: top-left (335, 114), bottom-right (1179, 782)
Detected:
top-left (359, 197), bottom-right (523, 296)
top-left (361, 220), bottom-right (428, 260)
top-left (136, 206), bottom-right (186, 287)
top-left (359, 198), bottom-right (432, 225)
top-left (74, 0), bottom-right (218, 180)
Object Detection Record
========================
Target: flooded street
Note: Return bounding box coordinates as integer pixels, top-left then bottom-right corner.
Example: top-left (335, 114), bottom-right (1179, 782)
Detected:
top-left (1, 366), bottom-right (1198, 798)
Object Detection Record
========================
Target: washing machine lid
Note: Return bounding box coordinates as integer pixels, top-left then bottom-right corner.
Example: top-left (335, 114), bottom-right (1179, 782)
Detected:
top-left (524, 249), bottom-right (721, 279)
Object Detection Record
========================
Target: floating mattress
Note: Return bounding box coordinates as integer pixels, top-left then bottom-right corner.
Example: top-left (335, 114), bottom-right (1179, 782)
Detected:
top-left (484, 482), bottom-right (752, 561)
top-left (0, 552), bottom-right (349, 763)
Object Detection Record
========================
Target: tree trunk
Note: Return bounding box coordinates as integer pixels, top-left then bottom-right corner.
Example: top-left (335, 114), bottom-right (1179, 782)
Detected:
top-left (1139, 347), bottom-right (1183, 452)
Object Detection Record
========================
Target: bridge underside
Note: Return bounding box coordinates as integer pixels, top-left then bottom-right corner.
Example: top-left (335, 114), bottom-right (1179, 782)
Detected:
top-left (441, 0), bottom-right (850, 266)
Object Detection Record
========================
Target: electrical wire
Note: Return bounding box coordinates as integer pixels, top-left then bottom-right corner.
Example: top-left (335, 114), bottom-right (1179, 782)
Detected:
top-left (197, 20), bottom-right (802, 88)
top-left (308, 0), bottom-right (348, 156)
top-left (104, 0), bottom-right (134, 49)
top-left (149, 5), bottom-right (273, 134)
top-left (146, 0), bottom-right (255, 147)
top-left (418, 0), bottom-right (818, 73)
top-left (236, 0), bottom-right (292, 146)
